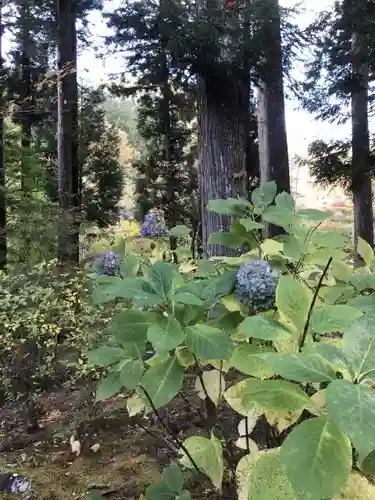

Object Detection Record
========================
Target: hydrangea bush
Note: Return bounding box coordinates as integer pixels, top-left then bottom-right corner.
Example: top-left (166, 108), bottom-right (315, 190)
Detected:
top-left (88, 182), bottom-right (375, 500)
top-left (140, 211), bottom-right (167, 237)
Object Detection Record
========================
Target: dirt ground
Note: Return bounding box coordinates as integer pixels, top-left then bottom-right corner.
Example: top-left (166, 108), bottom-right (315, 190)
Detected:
top-left (0, 386), bottom-right (239, 500)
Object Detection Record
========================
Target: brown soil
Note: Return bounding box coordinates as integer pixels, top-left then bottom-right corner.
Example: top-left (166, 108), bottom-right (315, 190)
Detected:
top-left (0, 386), bottom-right (239, 500)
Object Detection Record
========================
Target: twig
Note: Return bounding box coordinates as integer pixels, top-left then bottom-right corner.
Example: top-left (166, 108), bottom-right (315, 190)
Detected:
top-left (245, 417), bottom-right (250, 453)
top-left (299, 257), bottom-right (333, 350)
top-left (139, 385), bottom-right (201, 475)
top-left (131, 418), bottom-right (179, 453)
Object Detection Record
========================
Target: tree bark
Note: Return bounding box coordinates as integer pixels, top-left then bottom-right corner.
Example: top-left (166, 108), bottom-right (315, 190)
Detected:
top-left (351, 30), bottom-right (374, 258)
top-left (0, 2), bottom-right (6, 270)
top-left (256, 0), bottom-right (290, 237)
top-left (198, 71), bottom-right (249, 256)
top-left (57, 0), bottom-right (80, 265)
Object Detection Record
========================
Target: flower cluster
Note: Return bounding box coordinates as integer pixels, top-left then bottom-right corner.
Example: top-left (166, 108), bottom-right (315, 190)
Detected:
top-left (140, 211), bottom-right (167, 237)
top-left (235, 259), bottom-right (277, 312)
top-left (94, 251), bottom-right (120, 276)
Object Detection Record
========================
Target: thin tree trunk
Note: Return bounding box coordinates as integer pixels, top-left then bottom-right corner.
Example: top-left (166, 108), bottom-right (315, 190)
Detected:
top-left (0, 1), bottom-right (6, 270)
top-left (256, 0), bottom-right (290, 237)
top-left (57, 0), bottom-right (80, 265)
top-left (351, 31), bottom-right (374, 259)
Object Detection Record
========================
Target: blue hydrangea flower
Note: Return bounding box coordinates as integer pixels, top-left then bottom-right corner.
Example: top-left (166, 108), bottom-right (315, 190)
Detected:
top-left (140, 211), bottom-right (167, 237)
top-left (94, 251), bottom-right (120, 276)
top-left (235, 259), bottom-right (277, 312)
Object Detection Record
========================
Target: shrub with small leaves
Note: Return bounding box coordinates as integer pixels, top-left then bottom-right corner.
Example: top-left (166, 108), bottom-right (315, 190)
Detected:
top-left (235, 259), bottom-right (277, 312)
top-left (94, 251), bottom-right (120, 276)
top-left (140, 211), bottom-right (167, 237)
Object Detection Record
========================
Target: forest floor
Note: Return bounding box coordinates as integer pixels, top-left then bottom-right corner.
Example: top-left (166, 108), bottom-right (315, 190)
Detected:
top-left (0, 386), bottom-right (239, 500)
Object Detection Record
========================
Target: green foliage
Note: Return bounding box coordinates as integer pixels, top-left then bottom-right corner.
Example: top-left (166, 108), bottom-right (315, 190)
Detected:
top-left (89, 182), bottom-right (375, 500)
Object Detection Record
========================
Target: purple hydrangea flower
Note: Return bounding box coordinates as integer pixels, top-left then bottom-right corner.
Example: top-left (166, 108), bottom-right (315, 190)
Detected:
top-left (94, 251), bottom-right (120, 276)
top-left (235, 259), bottom-right (277, 312)
top-left (140, 211), bottom-right (167, 237)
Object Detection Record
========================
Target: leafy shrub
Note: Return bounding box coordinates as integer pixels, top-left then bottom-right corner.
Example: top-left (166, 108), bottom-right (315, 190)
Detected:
top-left (88, 181), bottom-right (375, 500)
top-left (0, 261), bottom-right (113, 428)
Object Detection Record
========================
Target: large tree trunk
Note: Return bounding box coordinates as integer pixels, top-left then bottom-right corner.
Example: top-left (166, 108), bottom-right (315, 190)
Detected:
top-left (57, 0), bottom-right (80, 265)
top-left (198, 71), bottom-right (249, 256)
top-left (0, 3), bottom-right (6, 270)
top-left (256, 0), bottom-right (290, 237)
top-left (351, 31), bottom-right (374, 259)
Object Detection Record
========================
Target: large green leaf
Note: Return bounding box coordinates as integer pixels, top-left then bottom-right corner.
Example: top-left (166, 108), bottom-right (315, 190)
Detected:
top-left (141, 356), bottom-right (184, 409)
top-left (347, 295), bottom-right (375, 313)
top-left (358, 237), bottom-right (374, 268)
top-left (180, 435), bottom-right (223, 490)
top-left (239, 218), bottom-right (265, 231)
top-left (145, 483), bottom-right (174, 500)
top-left (276, 275), bottom-right (313, 332)
top-left (236, 448), bottom-right (295, 500)
top-left (185, 324), bottom-right (232, 360)
top-left (262, 206), bottom-right (295, 229)
top-left (145, 261), bottom-right (175, 301)
top-left (270, 353), bottom-right (337, 383)
top-left (208, 232), bottom-right (246, 248)
top-left (280, 417), bottom-right (352, 500)
top-left (224, 379), bottom-right (311, 415)
top-left (238, 315), bottom-right (292, 342)
top-left (119, 255), bottom-right (140, 278)
top-left (147, 315), bottom-right (185, 353)
top-left (169, 225), bottom-right (191, 238)
top-left (327, 379), bottom-right (375, 457)
top-left (230, 343), bottom-right (275, 379)
top-left (93, 277), bottom-right (161, 307)
top-left (296, 209), bottom-right (330, 221)
top-left (162, 463), bottom-right (184, 494)
top-left (251, 181), bottom-right (277, 207)
top-left (173, 292), bottom-right (203, 306)
top-left (95, 372), bottom-right (123, 402)
top-left (118, 358), bottom-right (144, 390)
top-left (343, 313), bottom-right (375, 380)
top-left (110, 310), bottom-right (153, 343)
top-left (275, 191), bottom-right (295, 212)
top-left (303, 343), bottom-right (351, 374)
top-left (311, 230), bottom-right (349, 249)
top-left (87, 346), bottom-right (126, 367)
top-left (310, 305), bottom-right (363, 335)
top-left (207, 198), bottom-right (250, 215)
top-left (201, 270), bottom-right (237, 303)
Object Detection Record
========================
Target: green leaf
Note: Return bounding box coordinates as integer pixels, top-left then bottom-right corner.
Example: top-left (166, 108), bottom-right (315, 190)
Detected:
top-left (303, 343), bottom-right (350, 373)
top-left (270, 353), bottom-right (337, 383)
top-left (347, 295), bottom-right (375, 312)
top-left (343, 313), bottom-right (375, 380)
top-left (208, 232), bottom-right (245, 248)
top-left (311, 231), bottom-right (349, 249)
top-left (262, 206), bottom-right (295, 229)
top-left (141, 356), bottom-right (184, 409)
top-left (185, 324), bottom-right (232, 360)
top-left (93, 277), bottom-right (160, 306)
top-left (87, 347), bottom-right (126, 367)
top-left (180, 435), bottom-right (223, 490)
top-left (224, 379), bottom-right (311, 415)
top-left (120, 340), bottom-right (146, 359)
top-left (145, 261), bottom-right (175, 301)
top-left (174, 292), bottom-right (203, 306)
top-left (162, 463), bottom-right (184, 494)
top-left (126, 393), bottom-right (145, 416)
top-left (276, 275), bottom-right (313, 332)
top-left (239, 218), bottom-right (265, 231)
top-left (96, 372), bottom-right (123, 402)
top-left (176, 491), bottom-right (192, 500)
top-left (201, 270), bottom-right (237, 302)
top-left (238, 315), bottom-right (292, 342)
top-left (296, 209), bottom-right (330, 221)
top-left (236, 448), bottom-right (295, 500)
top-left (110, 310), bottom-right (153, 343)
top-left (118, 358), bottom-right (144, 390)
top-left (358, 237), bottom-right (374, 268)
top-left (275, 191), bottom-right (295, 212)
top-left (207, 197), bottom-right (250, 215)
top-left (195, 370), bottom-right (225, 405)
top-left (230, 343), bottom-right (275, 379)
top-left (310, 305), bottom-right (363, 334)
top-left (175, 346), bottom-right (195, 367)
top-left (120, 255), bottom-right (140, 278)
top-left (251, 181), bottom-right (277, 207)
top-left (147, 316), bottom-right (185, 354)
top-left (169, 225), bottom-right (191, 238)
top-left (327, 379), bottom-right (375, 457)
top-left (360, 450), bottom-right (375, 481)
top-left (145, 483), bottom-right (174, 500)
top-left (280, 417), bottom-right (352, 500)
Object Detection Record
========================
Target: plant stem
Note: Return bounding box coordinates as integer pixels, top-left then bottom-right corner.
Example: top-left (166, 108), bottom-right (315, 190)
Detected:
top-left (299, 257), bottom-right (333, 350)
top-left (139, 385), bottom-right (201, 475)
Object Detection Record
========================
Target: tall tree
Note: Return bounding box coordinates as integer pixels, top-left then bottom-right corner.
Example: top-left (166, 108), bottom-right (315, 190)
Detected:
top-left (256, 0), bottom-right (290, 237)
top-left (0, 1), bottom-right (6, 270)
top-left (303, 0), bottom-right (375, 249)
top-left (57, 0), bottom-right (79, 264)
